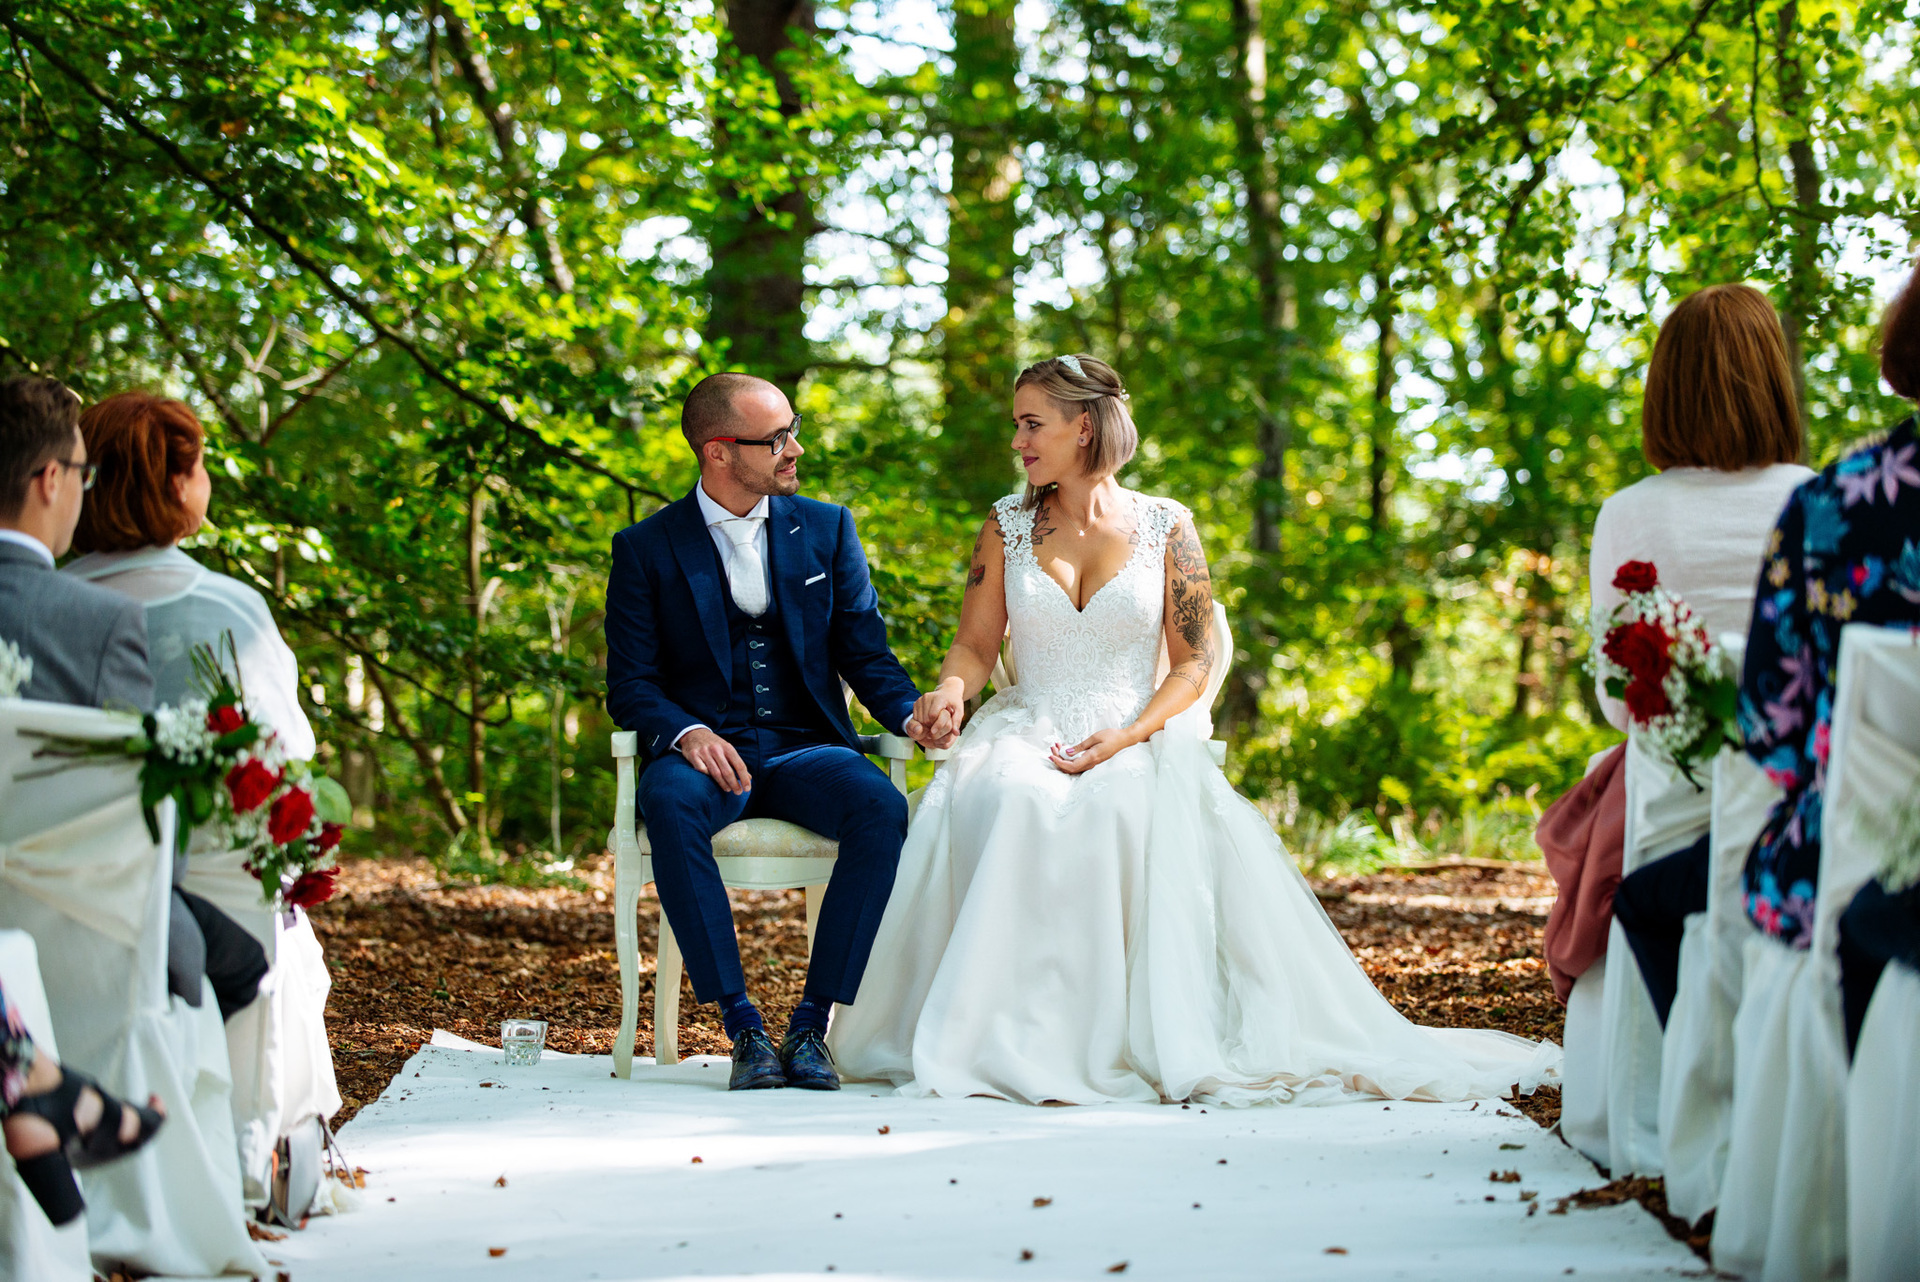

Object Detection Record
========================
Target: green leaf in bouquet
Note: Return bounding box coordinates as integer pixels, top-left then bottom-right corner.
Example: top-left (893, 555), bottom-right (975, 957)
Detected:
top-left (125, 734), bottom-right (152, 756)
top-left (312, 776), bottom-right (352, 825)
top-left (213, 724), bottom-right (261, 753)
top-left (185, 778), bottom-right (216, 825)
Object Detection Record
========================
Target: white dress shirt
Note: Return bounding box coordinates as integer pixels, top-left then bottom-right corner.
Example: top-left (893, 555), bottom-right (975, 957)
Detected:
top-left (0, 527), bottom-right (55, 567)
top-left (1588, 463), bottom-right (1814, 730)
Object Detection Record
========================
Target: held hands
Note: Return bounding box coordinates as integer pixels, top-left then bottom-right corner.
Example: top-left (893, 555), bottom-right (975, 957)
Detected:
top-left (1049, 727), bottom-right (1138, 774)
top-left (905, 680), bottom-right (965, 750)
top-left (678, 727), bottom-right (752, 794)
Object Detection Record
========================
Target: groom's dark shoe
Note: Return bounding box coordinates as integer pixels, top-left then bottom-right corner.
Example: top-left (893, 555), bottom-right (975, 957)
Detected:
top-left (728, 1029), bottom-right (786, 1091)
top-left (780, 1029), bottom-right (840, 1091)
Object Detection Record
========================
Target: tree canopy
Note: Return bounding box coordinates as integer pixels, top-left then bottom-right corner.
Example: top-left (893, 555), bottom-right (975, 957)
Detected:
top-left (2, 0), bottom-right (1915, 865)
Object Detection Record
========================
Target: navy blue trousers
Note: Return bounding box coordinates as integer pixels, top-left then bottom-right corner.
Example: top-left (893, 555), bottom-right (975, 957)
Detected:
top-left (1613, 833), bottom-right (1711, 1029)
top-left (638, 738), bottom-right (908, 1006)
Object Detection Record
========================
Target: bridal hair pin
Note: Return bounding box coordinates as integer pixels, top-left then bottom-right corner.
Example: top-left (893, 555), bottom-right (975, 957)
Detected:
top-left (1057, 354), bottom-right (1085, 377)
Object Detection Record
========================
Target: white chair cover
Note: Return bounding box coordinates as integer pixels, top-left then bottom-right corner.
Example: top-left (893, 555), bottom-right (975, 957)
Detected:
top-left (0, 698), bottom-right (266, 1279)
top-left (1659, 732), bottom-right (1779, 1225)
top-left (1559, 957), bottom-right (1610, 1165)
top-left (1847, 959), bottom-right (1920, 1282)
top-left (1597, 737), bottom-right (1712, 1176)
top-left (182, 842), bottom-right (342, 1207)
top-left (1556, 746), bottom-right (1625, 1167)
top-left (0, 929), bottom-right (93, 1282)
top-left (1714, 623), bottom-right (1920, 1280)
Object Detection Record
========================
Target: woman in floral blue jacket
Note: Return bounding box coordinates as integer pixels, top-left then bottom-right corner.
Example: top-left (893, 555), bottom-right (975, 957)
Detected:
top-left (1739, 259), bottom-right (1920, 948)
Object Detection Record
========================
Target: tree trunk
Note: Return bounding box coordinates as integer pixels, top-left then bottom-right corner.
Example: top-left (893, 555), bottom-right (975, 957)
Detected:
top-left (707, 0), bottom-right (816, 399)
top-left (1228, 0), bottom-right (1291, 557)
top-left (1773, 0), bottom-right (1823, 435)
top-left (942, 0), bottom-right (1023, 507)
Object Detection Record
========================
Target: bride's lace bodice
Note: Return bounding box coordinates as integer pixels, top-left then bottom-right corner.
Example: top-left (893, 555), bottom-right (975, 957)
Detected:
top-left (989, 492), bottom-right (1186, 742)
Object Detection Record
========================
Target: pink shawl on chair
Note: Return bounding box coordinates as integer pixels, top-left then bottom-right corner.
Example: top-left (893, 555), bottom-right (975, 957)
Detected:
top-left (1538, 743), bottom-right (1628, 1003)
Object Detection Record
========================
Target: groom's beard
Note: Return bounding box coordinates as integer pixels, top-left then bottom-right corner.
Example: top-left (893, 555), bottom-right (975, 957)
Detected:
top-left (733, 459), bottom-right (801, 498)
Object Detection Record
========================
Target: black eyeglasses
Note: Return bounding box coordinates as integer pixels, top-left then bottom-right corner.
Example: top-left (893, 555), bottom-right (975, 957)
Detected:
top-left (712, 415), bottom-right (801, 455)
top-left (45, 457), bottom-right (98, 491)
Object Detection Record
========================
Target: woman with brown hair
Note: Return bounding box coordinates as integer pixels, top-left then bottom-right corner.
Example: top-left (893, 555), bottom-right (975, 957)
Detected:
top-left (1589, 283), bottom-right (1815, 731)
top-left (62, 392), bottom-right (313, 757)
top-left (1554, 285), bottom-right (1814, 1175)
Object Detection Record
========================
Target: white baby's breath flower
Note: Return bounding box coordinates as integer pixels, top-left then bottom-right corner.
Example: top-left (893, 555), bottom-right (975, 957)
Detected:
top-left (0, 638), bottom-right (30, 699)
top-left (152, 699), bottom-right (216, 764)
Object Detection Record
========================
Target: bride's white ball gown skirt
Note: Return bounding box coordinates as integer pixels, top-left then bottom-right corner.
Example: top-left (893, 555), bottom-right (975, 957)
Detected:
top-left (829, 494), bottom-right (1561, 1106)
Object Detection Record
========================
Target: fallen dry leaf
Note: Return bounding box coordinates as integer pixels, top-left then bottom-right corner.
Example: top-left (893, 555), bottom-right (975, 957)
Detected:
top-left (488, 1246), bottom-right (507, 1257)
top-left (1032, 1197), bottom-right (1052, 1208)
top-left (494, 1175), bottom-right (508, 1188)
top-left (1325, 1247), bottom-right (1349, 1255)
top-left (247, 1224), bottom-right (288, 1242)
top-left (1019, 1249), bottom-right (1034, 1262)
top-left (1489, 1169), bottom-right (1522, 1183)
top-left (691, 1156), bottom-right (703, 1164)
top-left (1107, 1263), bottom-right (1129, 1273)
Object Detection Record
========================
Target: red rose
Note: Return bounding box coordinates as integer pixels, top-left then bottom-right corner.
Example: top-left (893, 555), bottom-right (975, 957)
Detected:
top-left (1613, 561), bottom-right (1660, 593)
top-left (206, 704), bottom-right (246, 736)
top-left (315, 822), bottom-right (344, 853)
top-left (268, 787), bottom-right (316, 845)
top-left (1603, 620), bottom-right (1674, 683)
top-left (1624, 678), bottom-right (1673, 722)
top-left (285, 866), bottom-right (339, 909)
top-left (225, 759), bottom-right (281, 813)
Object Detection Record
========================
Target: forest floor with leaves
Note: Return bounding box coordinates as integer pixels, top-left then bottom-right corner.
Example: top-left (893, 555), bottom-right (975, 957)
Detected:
top-left (312, 854), bottom-right (1706, 1258)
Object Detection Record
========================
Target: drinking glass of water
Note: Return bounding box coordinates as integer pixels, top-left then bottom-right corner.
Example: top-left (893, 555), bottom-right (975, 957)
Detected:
top-left (501, 1018), bottom-right (547, 1067)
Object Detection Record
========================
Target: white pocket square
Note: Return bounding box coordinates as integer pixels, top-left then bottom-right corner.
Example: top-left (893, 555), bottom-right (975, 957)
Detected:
top-left (805, 573), bottom-right (827, 586)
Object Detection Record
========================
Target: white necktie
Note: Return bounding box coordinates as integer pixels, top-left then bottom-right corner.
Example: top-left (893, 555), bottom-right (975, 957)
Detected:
top-left (719, 517), bottom-right (769, 616)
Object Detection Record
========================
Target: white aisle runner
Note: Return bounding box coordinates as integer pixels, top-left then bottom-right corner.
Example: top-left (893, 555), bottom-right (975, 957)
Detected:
top-left (273, 1033), bottom-right (1697, 1282)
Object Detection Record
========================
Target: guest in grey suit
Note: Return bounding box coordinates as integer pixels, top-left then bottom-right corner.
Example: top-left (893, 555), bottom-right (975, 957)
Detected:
top-left (0, 375), bottom-right (216, 1008)
top-left (0, 377), bottom-right (153, 710)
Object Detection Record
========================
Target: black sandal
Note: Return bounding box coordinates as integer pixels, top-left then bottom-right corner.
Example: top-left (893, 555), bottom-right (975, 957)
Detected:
top-left (17, 1066), bottom-right (166, 1167)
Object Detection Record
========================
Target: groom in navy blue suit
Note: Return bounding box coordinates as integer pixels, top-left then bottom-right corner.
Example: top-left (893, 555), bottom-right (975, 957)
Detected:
top-left (606, 373), bottom-right (932, 1091)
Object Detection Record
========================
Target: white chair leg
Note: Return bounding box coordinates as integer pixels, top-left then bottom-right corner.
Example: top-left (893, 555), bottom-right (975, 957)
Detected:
top-left (655, 915), bottom-right (683, 1067)
top-left (804, 883), bottom-right (824, 955)
top-left (613, 857), bottom-right (640, 1080)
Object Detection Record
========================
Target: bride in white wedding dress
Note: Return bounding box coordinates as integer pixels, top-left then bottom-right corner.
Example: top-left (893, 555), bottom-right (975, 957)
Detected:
top-left (829, 355), bottom-right (1560, 1107)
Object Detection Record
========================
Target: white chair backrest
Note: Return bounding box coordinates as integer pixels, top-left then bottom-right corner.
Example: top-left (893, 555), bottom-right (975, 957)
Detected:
top-left (0, 698), bottom-right (144, 843)
top-left (0, 700), bottom-right (175, 1076)
top-left (1622, 736), bottom-right (1714, 875)
top-left (1814, 623), bottom-right (1920, 964)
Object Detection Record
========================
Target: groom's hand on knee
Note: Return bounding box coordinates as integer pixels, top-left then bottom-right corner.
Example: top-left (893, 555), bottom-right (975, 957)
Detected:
top-left (679, 728), bottom-right (752, 794)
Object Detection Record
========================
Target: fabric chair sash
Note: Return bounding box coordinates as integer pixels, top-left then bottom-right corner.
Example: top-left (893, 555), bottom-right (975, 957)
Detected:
top-left (0, 792), bottom-right (157, 948)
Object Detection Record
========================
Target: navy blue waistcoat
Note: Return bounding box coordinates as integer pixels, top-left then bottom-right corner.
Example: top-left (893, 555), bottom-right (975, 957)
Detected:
top-left (717, 567), bottom-right (833, 752)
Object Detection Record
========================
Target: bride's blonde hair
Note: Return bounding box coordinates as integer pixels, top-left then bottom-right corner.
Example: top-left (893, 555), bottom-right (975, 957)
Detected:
top-left (1015, 354), bottom-right (1137, 509)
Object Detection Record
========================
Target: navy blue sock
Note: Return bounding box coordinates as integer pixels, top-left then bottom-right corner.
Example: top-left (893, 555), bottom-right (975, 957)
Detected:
top-left (717, 992), bottom-right (763, 1043)
top-left (787, 992), bottom-right (833, 1040)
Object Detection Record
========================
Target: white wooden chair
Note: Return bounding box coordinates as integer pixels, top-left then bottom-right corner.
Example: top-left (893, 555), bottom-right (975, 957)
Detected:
top-left (1715, 623), bottom-right (1920, 1280)
top-left (0, 698), bottom-right (265, 1279)
top-left (1660, 634), bottom-right (1779, 1224)
top-left (609, 719), bottom-right (923, 1074)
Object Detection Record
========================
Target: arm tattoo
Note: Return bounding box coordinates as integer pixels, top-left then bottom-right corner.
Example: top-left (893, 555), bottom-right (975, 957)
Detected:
top-left (964, 513), bottom-right (999, 592)
top-left (1166, 517), bottom-right (1216, 683)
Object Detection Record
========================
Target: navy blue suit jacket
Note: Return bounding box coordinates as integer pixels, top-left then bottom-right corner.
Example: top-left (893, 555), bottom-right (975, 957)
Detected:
top-left (605, 486), bottom-right (921, 763)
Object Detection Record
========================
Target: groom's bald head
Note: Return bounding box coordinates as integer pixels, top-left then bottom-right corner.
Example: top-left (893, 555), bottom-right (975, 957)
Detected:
top-left (682, 373), bottom-right (778, 452)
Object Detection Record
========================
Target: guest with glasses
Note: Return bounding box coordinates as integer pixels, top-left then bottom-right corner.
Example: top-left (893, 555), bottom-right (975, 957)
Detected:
top-left (0, 375), bottom-right (154, 712)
